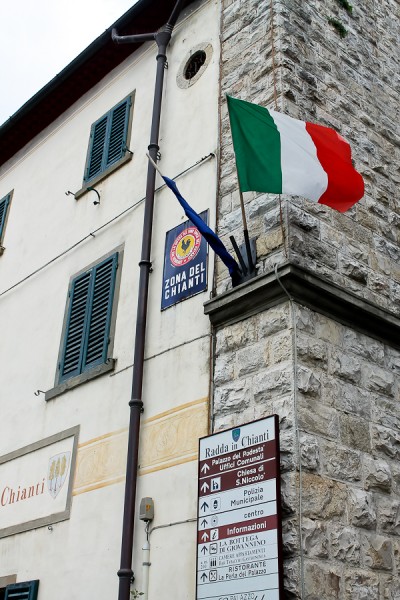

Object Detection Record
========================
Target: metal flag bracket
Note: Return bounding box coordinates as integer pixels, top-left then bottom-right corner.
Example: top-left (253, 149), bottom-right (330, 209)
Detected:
top-left (230, 231), bottom-right (257, 285)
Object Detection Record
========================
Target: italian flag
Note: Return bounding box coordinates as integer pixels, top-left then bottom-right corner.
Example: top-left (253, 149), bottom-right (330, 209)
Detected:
top-left (227, 95), bottom-right (364, 212)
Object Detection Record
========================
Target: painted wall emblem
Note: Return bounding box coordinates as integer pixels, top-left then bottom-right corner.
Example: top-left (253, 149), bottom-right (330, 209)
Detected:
top-left (47, 452), bottom-right (71, 499)
top-left (232, 428), bottom-right (241, 443)
top-left (170, 227), bottom-right (201, 267)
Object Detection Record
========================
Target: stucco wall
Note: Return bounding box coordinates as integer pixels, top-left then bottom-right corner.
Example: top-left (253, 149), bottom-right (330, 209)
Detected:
top-left (0, 1), bottom-right (219, 598)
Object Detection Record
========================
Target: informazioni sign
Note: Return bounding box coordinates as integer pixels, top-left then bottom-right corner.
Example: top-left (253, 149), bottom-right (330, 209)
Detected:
top-left (196, 416), bottom-right (283, 600)
top-left (161, 210), bottom-right (208, 310)
top-left (0, 426), bottom-right (79, 538)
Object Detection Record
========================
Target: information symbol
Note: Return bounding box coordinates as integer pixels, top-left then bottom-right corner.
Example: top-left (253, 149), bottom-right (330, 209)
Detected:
top-left (210, 528), bottom-right (219, 541)
top-left (209, 570), bottom-right (217, 582)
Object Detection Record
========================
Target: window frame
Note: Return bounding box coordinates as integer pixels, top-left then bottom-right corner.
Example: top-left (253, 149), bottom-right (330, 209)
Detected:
top-left (45, 248), bottom-right (123, 401)
top-left (75, 92), bottom-right (135, 199)
top-left (0, 191), bottom-right (13, 253)
top-left (4, 580), bottom-right (39, 600)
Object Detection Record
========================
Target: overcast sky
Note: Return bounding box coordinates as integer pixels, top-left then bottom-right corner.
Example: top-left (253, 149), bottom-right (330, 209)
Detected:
top-left (0, 0), bottom-right (138, 126)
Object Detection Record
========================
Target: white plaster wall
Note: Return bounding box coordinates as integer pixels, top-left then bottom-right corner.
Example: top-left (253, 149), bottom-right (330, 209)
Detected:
top-left (0, 1), bottom-right (220, 598)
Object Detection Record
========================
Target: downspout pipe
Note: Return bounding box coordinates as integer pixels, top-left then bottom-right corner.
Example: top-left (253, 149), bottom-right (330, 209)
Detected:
top-left (113, 2), bottom-right (186, 600)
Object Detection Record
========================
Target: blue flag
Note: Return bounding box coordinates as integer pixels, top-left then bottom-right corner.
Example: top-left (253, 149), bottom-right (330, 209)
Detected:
top-left (162, 176), bottom-right (241, 280)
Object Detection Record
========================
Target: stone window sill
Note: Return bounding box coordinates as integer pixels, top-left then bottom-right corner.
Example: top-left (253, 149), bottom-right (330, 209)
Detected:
top-left (74, 153), bottom-right (132, 200)
top-left (45, 358), bottom-right (115, 401)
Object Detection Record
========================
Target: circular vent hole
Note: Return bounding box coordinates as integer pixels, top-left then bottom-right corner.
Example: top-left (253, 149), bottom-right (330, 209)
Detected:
top-left (184, 50), bottom-right (207, 80)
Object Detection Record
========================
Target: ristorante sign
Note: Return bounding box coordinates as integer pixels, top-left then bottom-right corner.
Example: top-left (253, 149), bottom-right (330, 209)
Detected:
top-left (0, 426), bottom-right (79, 538)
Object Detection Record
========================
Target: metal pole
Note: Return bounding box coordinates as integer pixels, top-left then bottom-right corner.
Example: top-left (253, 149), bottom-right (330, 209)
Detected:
top-left (114, 2), bottom-right (185, 598)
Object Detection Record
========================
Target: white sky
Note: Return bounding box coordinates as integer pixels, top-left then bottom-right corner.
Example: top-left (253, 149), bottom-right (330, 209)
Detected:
top-left (0, 0), bottom-right (138, 126)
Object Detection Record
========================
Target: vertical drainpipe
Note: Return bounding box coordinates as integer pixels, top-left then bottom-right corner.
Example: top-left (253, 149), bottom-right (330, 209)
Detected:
top-left (112, 2), bottom-right (186, 599)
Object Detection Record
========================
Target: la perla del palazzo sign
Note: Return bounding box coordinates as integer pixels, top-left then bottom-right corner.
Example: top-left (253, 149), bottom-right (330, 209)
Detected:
top-left (196, 416), bottom-right (283, 600)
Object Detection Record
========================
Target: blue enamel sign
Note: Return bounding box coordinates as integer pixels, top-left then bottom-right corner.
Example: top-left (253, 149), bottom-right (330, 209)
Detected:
top-left (161, 210), bottom-right (208, 310)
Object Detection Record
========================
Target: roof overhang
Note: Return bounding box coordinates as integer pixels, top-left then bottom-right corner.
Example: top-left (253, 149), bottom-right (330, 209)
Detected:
top-left (0, 0), bottom-right (193, 168)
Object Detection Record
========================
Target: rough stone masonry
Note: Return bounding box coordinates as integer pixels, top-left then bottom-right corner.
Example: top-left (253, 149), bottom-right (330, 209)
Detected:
top-left (211, 0), bottom-right (400, 597)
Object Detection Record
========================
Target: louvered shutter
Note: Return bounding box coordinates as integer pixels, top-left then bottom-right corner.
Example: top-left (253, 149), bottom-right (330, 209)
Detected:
top-left (59, 270), bottom-right (92, 382)
top-left (84, 97), bottom-right (131, 183)
top-left (0, 193), bottom-right (10, 241)
top-left (59, 253), bottom-right (118, 383)
top-left (85, 115), bottom-right (108, 181)
top-left (82, 253), bottom-right (118, 371)
top-left (5, 580), bottom-right (39, 600)
top-left (105, 98), bottom-right (131, 167)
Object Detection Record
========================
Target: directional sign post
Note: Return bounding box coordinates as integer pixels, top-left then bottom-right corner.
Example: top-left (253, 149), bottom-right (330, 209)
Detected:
top-left (196, 415), bottom-right (283, 600)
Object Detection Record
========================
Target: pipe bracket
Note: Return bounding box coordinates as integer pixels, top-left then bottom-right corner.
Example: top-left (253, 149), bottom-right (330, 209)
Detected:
top-left (129, 399), bottom-right (144, 411)
top-left (138, 260), bottom-right (153, 273)
top-left (117, 568), bottom-right (134, 579)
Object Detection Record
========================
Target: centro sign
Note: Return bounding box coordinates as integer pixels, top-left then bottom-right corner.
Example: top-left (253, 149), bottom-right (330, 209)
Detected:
top-left (196, 416), bottom-right (283, 600)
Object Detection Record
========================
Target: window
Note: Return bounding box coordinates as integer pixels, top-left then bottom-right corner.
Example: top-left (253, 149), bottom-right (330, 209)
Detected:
top-left (84, 96), bottom-right (132, 184)
top-left (58, 252), bottom-right (119, 383)
top-left (0, 193), bottom-right (11, 249)
top-left (4, 581), bottom-right (39, 600)
top-left (184, 50), bottom-right (207, 80)
top-left (176, 44), bottom-right (213, 89)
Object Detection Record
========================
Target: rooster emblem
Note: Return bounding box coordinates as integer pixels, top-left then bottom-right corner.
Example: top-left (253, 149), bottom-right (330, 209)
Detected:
top-left (170, 227), bottom-right (201, 267)
top-left (180, 236), bottom-right (191, 254)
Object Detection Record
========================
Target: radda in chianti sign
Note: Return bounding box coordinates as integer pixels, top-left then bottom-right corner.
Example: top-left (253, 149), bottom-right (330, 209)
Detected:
top-left (162, 210), bottom-right (208, 310)
top-left (196, 416), bottom-right (283, 600)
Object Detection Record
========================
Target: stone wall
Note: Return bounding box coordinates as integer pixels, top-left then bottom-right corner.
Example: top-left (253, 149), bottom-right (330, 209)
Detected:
top-left (217, 0), bottom-right (400, 316)
top-left (213, 302), bottom-right (400, 598)
top-left (215, 0), bottom-right (400, 596)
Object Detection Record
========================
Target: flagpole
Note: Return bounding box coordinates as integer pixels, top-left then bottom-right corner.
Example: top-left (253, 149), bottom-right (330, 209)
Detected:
top-left (147, 152), bottom-right (164, 177)
top-left (238, 189), bottom-right (248, 231)
top-left (236, 178), bottom-right (255, 275)
top-left (226, 96), bottom-right (255, 277)
top-left (148, 154), bottom-right (242, 284)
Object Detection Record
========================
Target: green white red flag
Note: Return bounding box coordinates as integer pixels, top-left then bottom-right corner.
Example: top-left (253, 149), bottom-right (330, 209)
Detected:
top-left (227, 95), bottom-right (364, 212)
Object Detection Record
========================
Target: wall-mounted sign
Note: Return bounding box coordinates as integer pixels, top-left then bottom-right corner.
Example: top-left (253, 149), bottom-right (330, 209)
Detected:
top-left (196, 416), bottom-right (283, 600)
top-left (0, 426), bottom-right (79, 538)
top-left (161, 210), bottom-right (208, 310)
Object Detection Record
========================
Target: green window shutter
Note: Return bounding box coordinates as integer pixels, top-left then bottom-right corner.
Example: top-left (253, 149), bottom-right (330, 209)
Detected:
top-left (59, 271), bottom-right (92, 381)
top-left (0, 193), bottom-right (11, 241)
top-left (5, 580), bottom-right (39, 600)
top-left (82, 253), bottom-right (118, 371)
top-left (105, 98), bottom-right (131, 167)
top-left (59, 253), bottom-right (118, 383)
top-left (85, 115), bottom-right (108, 181)
top-left (84, 97), bottom-right (131, 183)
